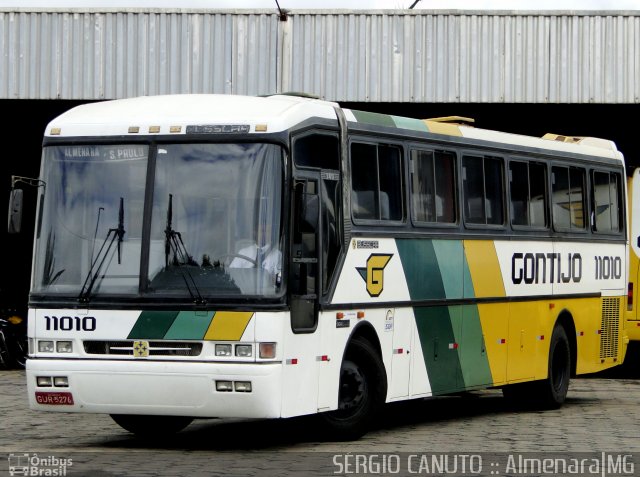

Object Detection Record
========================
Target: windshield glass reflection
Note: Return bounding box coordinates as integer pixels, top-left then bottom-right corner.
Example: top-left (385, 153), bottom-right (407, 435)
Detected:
top-left (148, 143), bottom-right (284, 299)
top-left (33, 145), bottom-right (148, 296)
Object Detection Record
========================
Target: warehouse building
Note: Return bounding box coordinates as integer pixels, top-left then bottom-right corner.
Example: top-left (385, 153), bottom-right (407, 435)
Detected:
top-left (1, 7), bottom-right (639, 308)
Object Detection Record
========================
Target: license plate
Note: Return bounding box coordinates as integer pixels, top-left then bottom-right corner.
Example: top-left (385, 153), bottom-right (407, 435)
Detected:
top-left (35, 391), bottom-right (74, 405)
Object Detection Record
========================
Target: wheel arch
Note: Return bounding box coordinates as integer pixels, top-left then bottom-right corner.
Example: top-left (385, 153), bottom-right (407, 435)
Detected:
top-left (555, 309), bottom-right (578, 377)
top-left (343, 321), bottom-right (388, 392)
top-left (347, 321), bottom-right (383, 360)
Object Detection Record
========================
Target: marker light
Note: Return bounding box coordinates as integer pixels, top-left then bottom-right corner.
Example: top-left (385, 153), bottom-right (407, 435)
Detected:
top-left (38, 341), bottom-right (54, 353)
top-left (259, 342), bottom-right (276, 359)
top-left (215, 344), bottom-right (232, 357)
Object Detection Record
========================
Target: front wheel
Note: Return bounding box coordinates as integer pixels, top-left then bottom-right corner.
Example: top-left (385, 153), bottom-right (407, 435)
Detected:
top-left (110, 414), bottom-right (193, 437)
top-left (320, 337), bottom-right (387, 440)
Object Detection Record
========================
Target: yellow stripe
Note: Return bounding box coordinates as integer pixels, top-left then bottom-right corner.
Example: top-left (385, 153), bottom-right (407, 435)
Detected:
top-left (204, 312), bottom-right (254, 341)
top-left (423, 119), bottom-right (463, 136)
top-left (464, 240), bottom-right (506, 298)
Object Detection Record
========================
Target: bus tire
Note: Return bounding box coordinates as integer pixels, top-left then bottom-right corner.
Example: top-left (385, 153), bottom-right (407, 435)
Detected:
top-left (110, 414), bottom-right (193, 437)
top-left (503, 324), bottom-right (571, 409)
top-left (532, 324), bottom-right (571, 409)
top-left (539, 324), bottom-right (571, 407)
top-left (319, 337), bottom-right (387, 440)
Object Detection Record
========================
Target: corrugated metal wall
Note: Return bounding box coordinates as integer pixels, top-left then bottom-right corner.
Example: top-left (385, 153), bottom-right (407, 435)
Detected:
top-left (0, 10), bottom-right (279, 99)
top-left (1, 9), bottom-right (639, 103)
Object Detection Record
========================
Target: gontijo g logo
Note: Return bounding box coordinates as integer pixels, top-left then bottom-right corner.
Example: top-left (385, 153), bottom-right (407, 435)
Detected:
top-left (357, 254), bottom-right (393, 297)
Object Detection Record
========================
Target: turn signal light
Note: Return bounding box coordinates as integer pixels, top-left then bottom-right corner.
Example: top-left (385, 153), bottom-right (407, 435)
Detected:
top-left (259, 342), bottom-right (276, 359)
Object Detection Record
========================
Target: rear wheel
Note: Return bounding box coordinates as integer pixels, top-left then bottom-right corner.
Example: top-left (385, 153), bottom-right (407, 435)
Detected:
top-left (320, 337), bottom-right (387, 440)
top-left (110, 414), bottom-right (193, 437)
top-left (536, 324), bottom-right (571, 408)
top-left (502, 324), bottom-right (571, 409)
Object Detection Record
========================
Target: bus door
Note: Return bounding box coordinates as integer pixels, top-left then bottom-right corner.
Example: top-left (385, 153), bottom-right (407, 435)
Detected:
top-left (290, 176), bottom-right (320, 333)
top-left (629, 169), bottom-right (640, 323)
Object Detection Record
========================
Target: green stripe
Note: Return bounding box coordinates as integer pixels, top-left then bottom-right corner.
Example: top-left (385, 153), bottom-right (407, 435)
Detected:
top-left (458, 306), bottom-right (493, 387)
top-left (433, 239), bottom-right (464, 299)
top-left (398, 238), bottom-right (493, 392)
top-left (164, 311), bottom-right (214, 340)
top-left (351, 110), bottom-right (396, 128)
top-left (391, 116), bottom-right (429, 132)
top-left (414, 305), bottom-right (463, 394)
top-left (127, 311), bottom-right (178, 339)
top-left (396, 239), bottom-right (446, 300)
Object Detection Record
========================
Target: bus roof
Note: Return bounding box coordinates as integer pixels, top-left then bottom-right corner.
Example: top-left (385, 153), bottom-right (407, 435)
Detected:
top-left (45, 93), bottom-right (339, 138)
top-left (46, 93), bottom-right (623, 162)
top-left (343, 108), bottom-right (623, 161)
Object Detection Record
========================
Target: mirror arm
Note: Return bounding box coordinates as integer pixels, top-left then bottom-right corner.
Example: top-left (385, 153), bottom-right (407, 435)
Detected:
top-left (11, 175), bottom-right (46, 189)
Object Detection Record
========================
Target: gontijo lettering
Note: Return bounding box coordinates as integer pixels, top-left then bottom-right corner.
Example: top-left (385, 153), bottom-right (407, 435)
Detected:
top-left (511, 252), bottom-right (582, 284)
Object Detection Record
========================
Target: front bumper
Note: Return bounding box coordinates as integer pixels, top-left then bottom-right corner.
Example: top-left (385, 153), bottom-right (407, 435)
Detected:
top-left (27, 358), bottom-right (283, 418)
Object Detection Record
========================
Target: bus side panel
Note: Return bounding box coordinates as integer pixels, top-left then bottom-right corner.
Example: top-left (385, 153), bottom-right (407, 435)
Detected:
top-left (399, 239), bottom-right (496, 394)
top-left (627, 171), bottom-right (640, 342)
top-left (463, 241), bottom-right (509, 387)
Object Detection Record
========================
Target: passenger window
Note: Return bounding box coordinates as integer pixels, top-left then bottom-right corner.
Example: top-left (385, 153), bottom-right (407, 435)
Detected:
top-left (351, 142), bottom-right (403, 222)
top-left (509, 161), bottom-right (547, 228)
top-left (462, 155), bottom-right (504, 225)
top-left (552, 166), bottom-right (586, 231)
top-left (411, 149), bottom-right (456, 224)
top-left (592, 171), bottom-right (622, 233)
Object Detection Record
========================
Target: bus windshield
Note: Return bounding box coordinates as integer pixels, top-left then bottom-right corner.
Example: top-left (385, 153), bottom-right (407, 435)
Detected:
top-left (32, 142), bottom-right (284, 301)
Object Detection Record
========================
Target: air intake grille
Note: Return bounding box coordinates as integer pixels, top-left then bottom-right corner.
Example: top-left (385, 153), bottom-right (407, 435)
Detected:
top-left (600, 298), bottom-right (620, 359)
top-left (84, 341), bottom-right (202, 357)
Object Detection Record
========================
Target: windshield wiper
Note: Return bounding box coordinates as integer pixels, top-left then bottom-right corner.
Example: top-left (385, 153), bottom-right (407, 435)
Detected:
top-left (164, 194), bottom-right (197, 267)
top-left (181, 271), bottom-right (206, 305)
top-left (163, 194), bottom-right (205, 304)
top-left (78, 197), bottom-right (126, 303)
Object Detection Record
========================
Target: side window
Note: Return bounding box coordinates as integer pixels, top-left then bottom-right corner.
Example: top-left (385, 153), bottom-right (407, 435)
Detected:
top-left (592, 170), bottom-right (622, 234)
top-left (410, 149), bottom-right (456, 224)
top-left (293, 132), bottom-right (340, 170)
top-left (351, 142), bottom-right (403, 222)
top-left (552, 166), bottom-right (586, 231)
top-left (462, 155), bottom-right (504, 225)
top-left (509, 160), bottom-right (548, 228)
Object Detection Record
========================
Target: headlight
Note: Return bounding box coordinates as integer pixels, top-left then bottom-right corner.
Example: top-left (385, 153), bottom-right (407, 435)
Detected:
top-left (56, 341), bottom-right (73, 353)
top-left (38, 341), bottom-right (54, 353)
top-left (235, 344), bottom-right (252, 357)
top-left (234, 381), bottom-right (252, 392)
top-left (215, 380), bottom-right (233, 392)
top-left (53, 377), bottom-right (69, 387)
top-left (215, 344), bottom-right (232, 357)
top-left (36, 376), bottom-right (52, 387)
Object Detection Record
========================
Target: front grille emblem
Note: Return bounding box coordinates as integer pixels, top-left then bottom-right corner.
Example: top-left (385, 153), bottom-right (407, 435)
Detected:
top-left (133, 340), bottom-right (150, 358)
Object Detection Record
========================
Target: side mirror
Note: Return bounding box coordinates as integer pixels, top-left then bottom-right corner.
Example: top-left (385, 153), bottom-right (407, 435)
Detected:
top-left (8, 189), bottom-right (23, 234)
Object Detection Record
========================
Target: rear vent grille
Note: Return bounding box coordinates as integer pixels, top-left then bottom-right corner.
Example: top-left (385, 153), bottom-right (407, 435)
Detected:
top-left (600, 298), bottom-right (620, 359)
top-left (84, 340), bottom-right (202, 357)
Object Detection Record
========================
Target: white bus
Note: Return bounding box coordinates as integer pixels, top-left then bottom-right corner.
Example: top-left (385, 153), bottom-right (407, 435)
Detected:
top-left (11, 94), bottom-right (628, 439)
